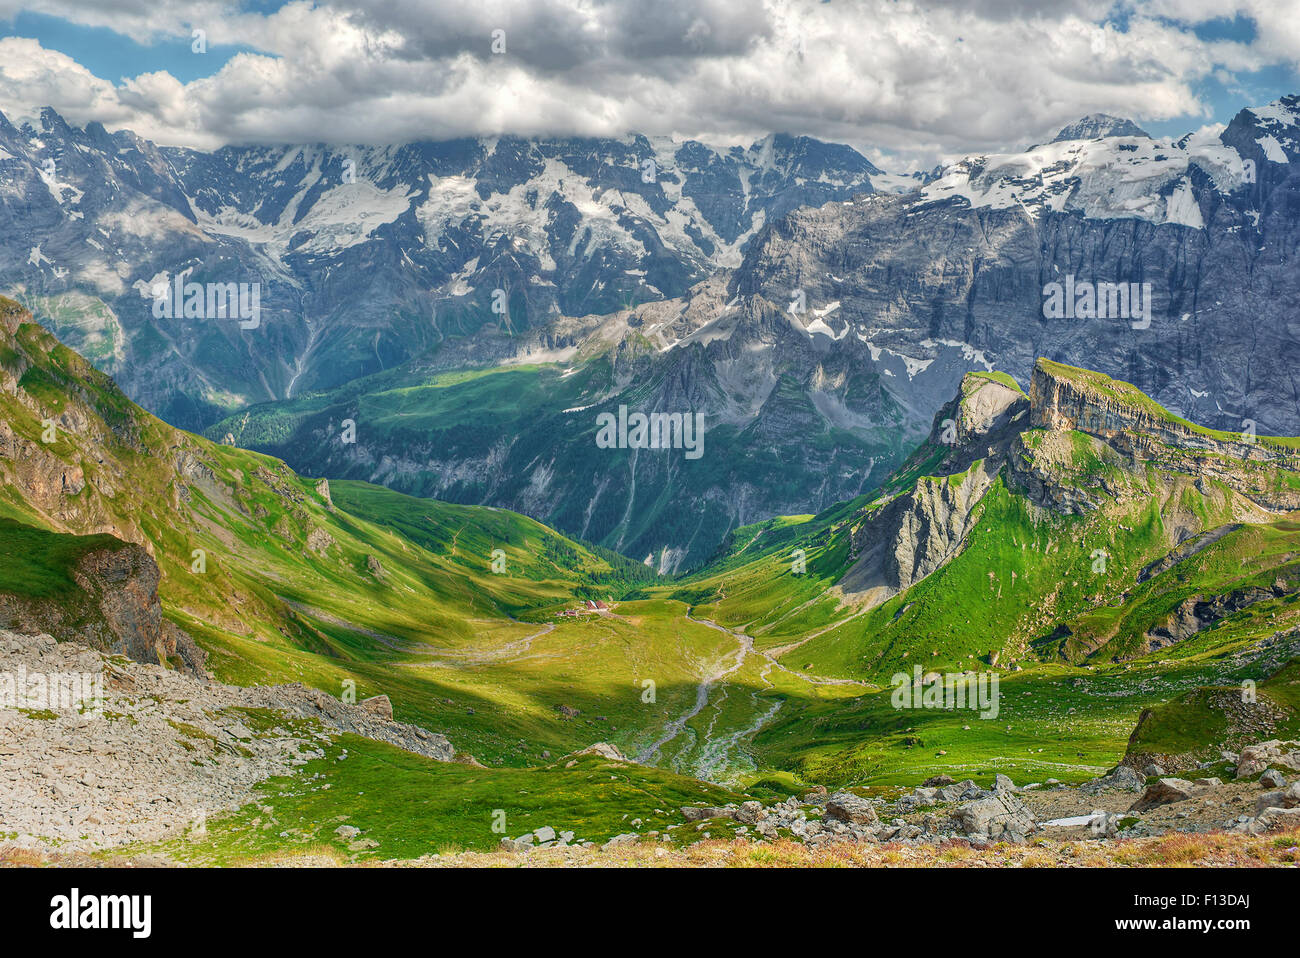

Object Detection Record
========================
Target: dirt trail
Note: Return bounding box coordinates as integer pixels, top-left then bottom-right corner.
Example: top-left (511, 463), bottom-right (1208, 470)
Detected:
top-left (399, 623), bottom-right (557, 667)
top-left (638, 615), bottom-right (866, 783)
top-left (765, 605), bottom-right (873, 659)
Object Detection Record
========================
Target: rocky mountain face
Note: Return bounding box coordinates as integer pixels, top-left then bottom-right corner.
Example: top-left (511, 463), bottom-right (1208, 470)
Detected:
top-left (1050, 114), bottom-right (1150, 142)
top-left (872, 357), bottom-right (1300, 588)
top-left (0, 294), bottom-right (660, 677)
top-left (211, 274), bottom-right (919, 572)
top-left (841, 373), bottom-right (1030, 606)
top-left (0, 533), bottom-right (207, 676)
top-left (712, 355), bottom-right (1300, 671)
top-left (714, 97), bottom-right (1300, 443)
top-left (0, 107), bottom-right (880, 428)
top-left (1025, 359), bottom-right (1300, 512)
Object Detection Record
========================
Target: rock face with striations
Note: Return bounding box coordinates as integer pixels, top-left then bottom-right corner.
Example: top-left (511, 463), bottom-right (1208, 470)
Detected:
top-left (951, 790), bottom-right (1038, 843)
top-left (722, 97), bottom-right (1300, 444)
top-left (833, 351), bottom-right (1300, 625)
top-left (11, 100), bottom-right (1300, 576)
top-left (1022, 359), bottom-right (1300, 513)
top-left (839, 373), bottom-right (1029, 607)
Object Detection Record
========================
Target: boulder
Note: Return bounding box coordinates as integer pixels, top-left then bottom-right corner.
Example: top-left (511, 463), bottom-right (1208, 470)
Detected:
top-left (1237, 740), bottom-right (1300, 779)
top-left (1254, 783), bottom-right (1300, 814)
top-left (358, 694), bottom-right (393, 721)
top-left (1087, 811), bottom-right (1122, 839)
top-left (825, 792), bottom-right (878, 825)
top-left (1260, 769), bottom-right (1288, 789)
top-left (935, 779), bottom-right (982, 803)
top-left (951, 791), bottom-right (1037, 843)
top-left (680, 805), bottom-right (735, 822)
top-left (1130, 778), bottom-right (1196, 812)
top-left (573, 742), bottom-right (629, 762)
top-left (922, 774), bottom-right (955, 788)
top-left (993, 773), bottom-right (1018, 794)
top-left (1109, 765), bottom-right (1144, 790)
top-left (500, 835), bottom-right (534, 853)
top-left (1086, 765), bottom-right (1144, 793)
top-left (1249, 806), bottom-right (1300, 835)
top-left (601, 833), bottom-right (638, 850)
top-left (1141, 763), bottom-right (1165, 777)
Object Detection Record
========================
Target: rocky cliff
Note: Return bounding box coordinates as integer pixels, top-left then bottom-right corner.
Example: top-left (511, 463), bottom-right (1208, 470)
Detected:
top-left (1024, 358), bottom-right (1300, 513)
top-left (0, 107), bottom-right (884, 429)
top-left (205, 96), bottom-right (1300, 571)
top-left (838, 356), bottom-right (1300, 615)
top-left (0, 531), bottom-right (207, 677)
top-left (840, 373), bottom-right (1028, 606)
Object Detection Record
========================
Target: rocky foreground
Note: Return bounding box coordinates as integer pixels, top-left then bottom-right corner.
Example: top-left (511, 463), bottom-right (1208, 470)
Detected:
top-left (488, 740), bottom-right (1300, 859)
top-left (0, 629), bottom-right (455, 851)
top-left (403, 825), bottom-right (1300, 867)
top-left (9, 822), bottom-right (1300, 870)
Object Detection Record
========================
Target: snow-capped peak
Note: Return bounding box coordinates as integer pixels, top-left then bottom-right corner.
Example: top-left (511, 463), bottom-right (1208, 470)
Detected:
top-left (1052, 114), bottom-right (1149, 143)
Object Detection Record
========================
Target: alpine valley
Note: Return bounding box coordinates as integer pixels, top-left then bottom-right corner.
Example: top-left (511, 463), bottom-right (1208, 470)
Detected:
top-left (3, 93), bottom-right (1300, 866)
top-left (1, 286), bottom-right (1299, 863)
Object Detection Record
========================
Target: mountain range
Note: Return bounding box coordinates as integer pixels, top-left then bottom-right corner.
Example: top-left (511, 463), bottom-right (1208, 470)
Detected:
top-left (2, 110), bottom-right (884, 426)
top-left (184, 94), bottom-right (1300, 570)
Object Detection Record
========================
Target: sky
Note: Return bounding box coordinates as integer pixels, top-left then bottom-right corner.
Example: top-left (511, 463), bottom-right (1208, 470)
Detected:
top-left (2, 0), bottom-right (1299, 169)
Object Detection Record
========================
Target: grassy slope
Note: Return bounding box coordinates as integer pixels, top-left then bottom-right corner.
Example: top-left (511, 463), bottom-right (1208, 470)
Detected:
top-left (1, 300), bottom-right (866, 804)
top-left (123, 737), bottom-right (751, 863)
top-left (634, 370), bottom-right (1300, 787)
top-left (1037, 358), bottom-right (1300, 451)
top-left (0, 518), bottom-right (125, 598)
top-left (1125, 659), bottom-right (1300, 761)
top-left (0, 303), bottom-right (741, 770)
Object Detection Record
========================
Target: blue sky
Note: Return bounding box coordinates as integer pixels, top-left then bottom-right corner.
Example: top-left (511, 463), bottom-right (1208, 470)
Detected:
top-left (1, 1), bottom-right (1298, 165)
top-left (1139, 12), bottom-right (1296, 141)
top-left (7, 12), bottom-right (249, 85)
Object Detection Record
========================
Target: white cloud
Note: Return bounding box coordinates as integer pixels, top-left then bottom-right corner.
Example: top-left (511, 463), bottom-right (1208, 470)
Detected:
top-left (0, 0), bottom-right (1294, 162)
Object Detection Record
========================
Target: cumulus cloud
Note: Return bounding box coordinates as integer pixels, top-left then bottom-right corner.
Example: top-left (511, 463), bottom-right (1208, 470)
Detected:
top-left (0, 0), bottom-right (1294, 163)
